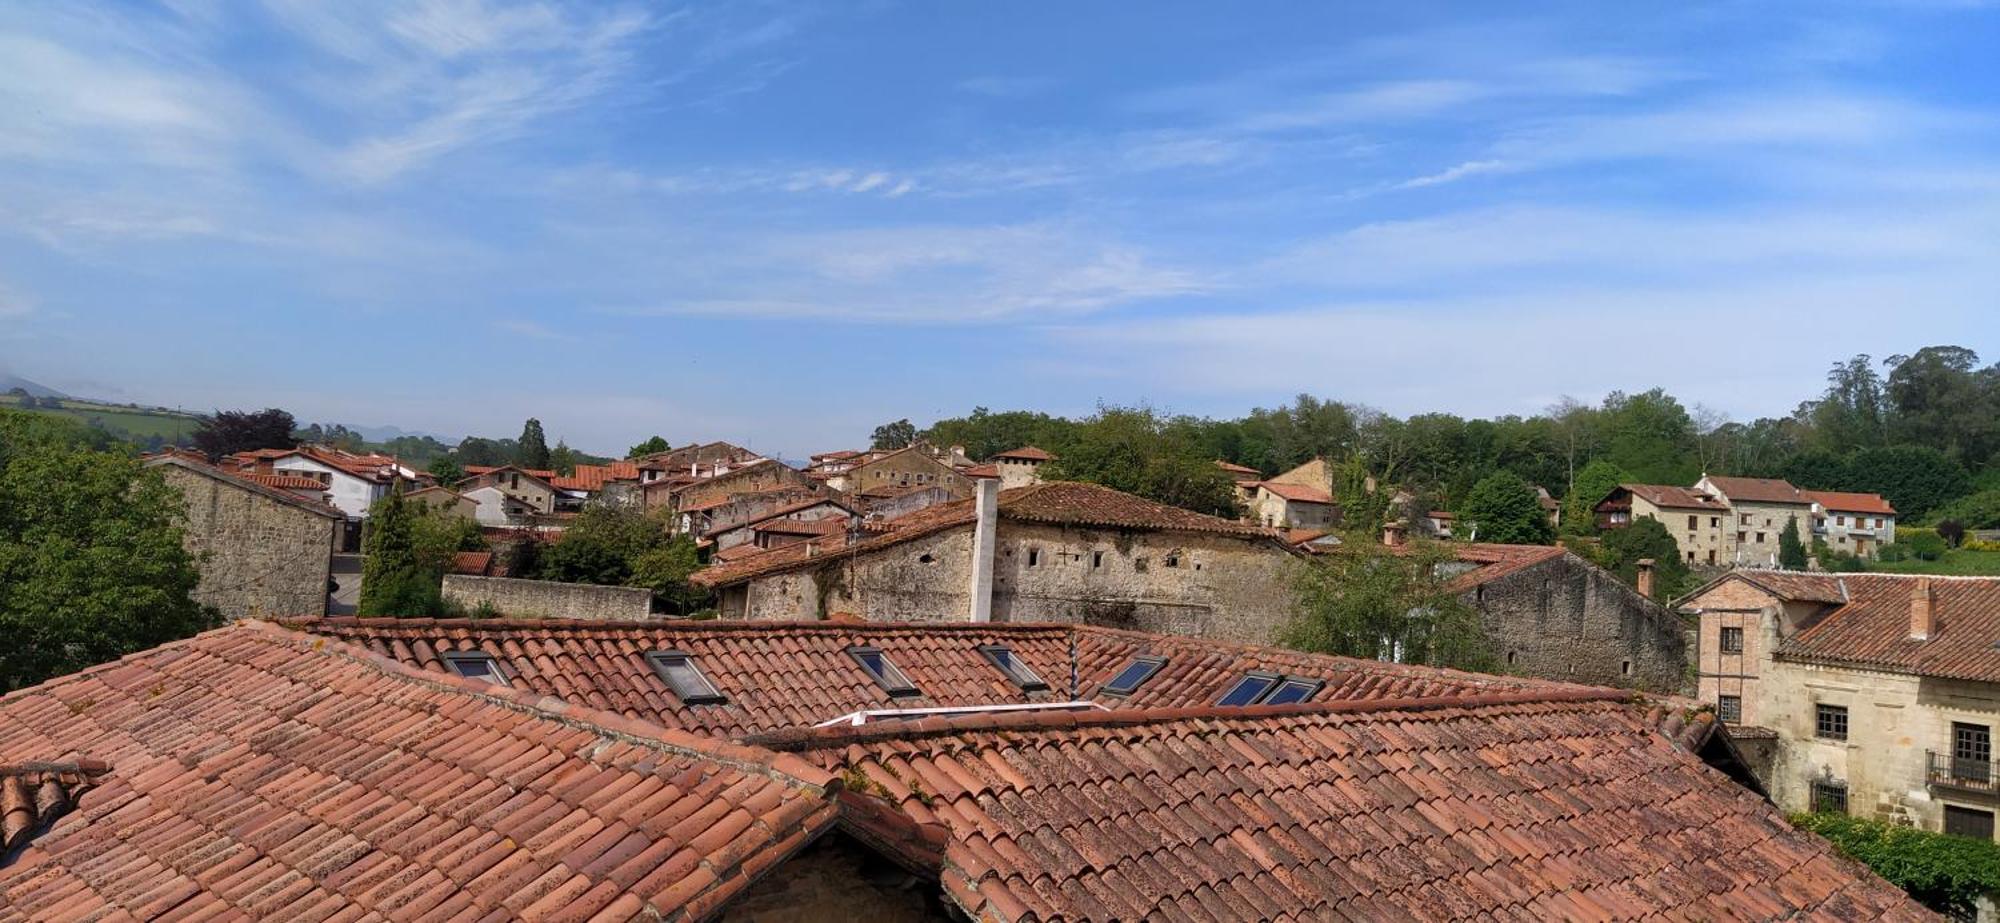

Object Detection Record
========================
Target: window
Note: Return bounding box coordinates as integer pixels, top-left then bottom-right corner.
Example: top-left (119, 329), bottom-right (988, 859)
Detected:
top-left (978, 645), bottom-right (1048, 692)
top-left (1954, 723), bottom-right (1992, 784)
top-left (1755, 532), bottom-right (1766, 544)
top-left (1720, 627), bottom-right (1743, 653)
top-left (1506, 650), bottom-right (1517, 666)
top-left (1737, 531), bottom-right (1747, 543)
top-left (646, 651), bottom-right (726, 705)
top-left (1740, 514), bottom-right (1750, 526)
top-left (1101, 656), bottom-right (1166, 696)
top-left (1815, 703), bottom-right (1849, 741)
top-left (1218, 672), bottom-right (1279, 707)
top-left (1836, 515), bottom-right (1846, 526)
top-left (1809, 779), bottom-right (1849, 815)
top-left (1687, 515), bottom-right (1698, 530)
top-left (847, 647), bottom-right (921, 697)
top-left (1621, 660), bottom-right (1632, 677)
top-left (1091, 551), bottom-right (1104, 569)
top-left (1717, 695), bottom-right (1742, 723)
top-left (1710, 516), bottom-right (1720, 528)
top-left (1945, 806), bottom-right (1996, 840)
top-left (1027, 548), bottom-right (1040, 567)
top-left (442, 652), bottom-right (506, 686)
top-left (1261, 678), bottom-right (1324, 706)
top-left (1164, 553), bottom-right (1180, 568)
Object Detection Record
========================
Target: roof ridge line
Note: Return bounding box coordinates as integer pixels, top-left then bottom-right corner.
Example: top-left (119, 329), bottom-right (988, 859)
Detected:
top-left (743, 687), bottom-right (1636, 751)
top-left (283, 616), bottom-right (1081, 634)
top-left (237, 621), bottom-right (839, 794)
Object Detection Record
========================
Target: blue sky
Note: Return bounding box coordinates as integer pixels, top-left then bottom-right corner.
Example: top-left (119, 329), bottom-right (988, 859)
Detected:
top-left (3, 1), bottom-right (1998, 457)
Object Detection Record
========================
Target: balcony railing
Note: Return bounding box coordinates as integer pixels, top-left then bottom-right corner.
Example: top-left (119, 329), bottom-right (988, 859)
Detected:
top-left (1928, 750), bottom-right (1998, 793)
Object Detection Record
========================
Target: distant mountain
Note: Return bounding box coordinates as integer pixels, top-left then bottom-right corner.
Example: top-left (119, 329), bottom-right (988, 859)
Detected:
top-left (343, 423), bottom-right (440, 443)
top-left (0, 374), bottom-right (68, 399)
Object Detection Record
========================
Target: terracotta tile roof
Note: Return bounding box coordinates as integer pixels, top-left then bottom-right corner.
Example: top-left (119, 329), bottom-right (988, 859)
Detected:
top-left (1437, 542), bottom-right (1569, 592)
top-left (752, 517), bottom-right (851, 537)
top-left (990, 446), bottom-right (1053, 461)
top-left (753, 694), bottom-right (1926, 922)
top-left (1704, 475), bottom-right (1810, 505)
top-left (961, 463), bottom-right (1000, 479)
top-left (1804, 489), bottom-right (1898, 516)
top-left (464, 464), bottom-right (558, 479)
top-left (237, 471), bottom-right (331, 491)
top-left (286, 619), bottom-right (1568, 740)
top-left (1617, 483), bottom-right (1729, 512)
top-left (1684, 570), bottom-right (1851, 606)
top-left (1257, 481), bottom-right (1335, 504)
top-left (2, 760), bottom-right (108, 855)
top-left (1215, 459), bottom-right (1261, 476)
top-left (450, 550), bottom-right (495, 575)
top-left (692, 481), bottom-right (1281, 587)
top-left (1775, 574), bottom-right (2000, 681)
top-left (1283, 527), bottom-right (1332, 546)
top-left (143, 454), bottom-right (345, 520)
top-left (0, 622), bottom-right (840, 921)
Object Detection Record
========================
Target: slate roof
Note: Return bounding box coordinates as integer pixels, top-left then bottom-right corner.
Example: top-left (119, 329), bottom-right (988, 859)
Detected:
top-left (1703, 476), bottom-right (1810, 505)
top-left (692, 481), bottom-right (1280, 588)
top-left (1803, 490), bottom-right (1898, 516)
top-left (288, 619), bottom-right (1569, 740)
top-left (752, 694), bottom-right (1926, 922)
top-left (0, 622), bottom-right (840, 921)
top-left (1776, 574), bottom-right (2000, 682)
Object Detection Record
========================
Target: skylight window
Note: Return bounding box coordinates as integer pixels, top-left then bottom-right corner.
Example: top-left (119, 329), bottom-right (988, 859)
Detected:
top-left (978, 644), bottom-right (1049, 691)
top-left (1100, 656), bottom-right (1166, 696)
top-left (646, 651), bottom-right (727, 705)
top-left (1260, 677), bottom-right (1324, 706)
top-left (1217, 672), bottom-right (1279, 707)
top-left (848, 646), bottom-right (921, 697)
top-left (441, 651), bottom-right (507, 686)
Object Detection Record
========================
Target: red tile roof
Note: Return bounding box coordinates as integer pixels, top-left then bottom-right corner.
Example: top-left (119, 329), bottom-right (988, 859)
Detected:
top-left (1804, 489), bottom-right (1898, 516)
top-left (0, 622), bottom-right (841, 921)
top-left (1703, 475), bottom-right (1810, 505)
top-left (1215, 459), bottom-right (1261, 476)
top-left (288, 619), bottom-right (1570, 740)
top-left (752, 694), bottom-right (1926, 922)
top-left (1434, 542), bottom-right (1569, 592)
top-left (237, 471), bottom-right (331, 491)
top-left (990, 446), bottom-right (1053, 461)
top-left (143, 454), bottom-right (345, 520)
top-left (1772, 574), bottom-right (2000, 682)
top-left (450, 550), bottom-right (495, 575)
top-left (752, 517), bottom-right (851, 537)
top-left (465, 464), bottom-right (558, 480)
top-left (692, 481), bottom-right (1281, 587)
top-left (961, 463), bottom-right (1000, 479)
top-left (1257, 481), bottom-right (1335, 504)
top-left (1617, 483), bottom-right (1729, 512)
top-left (1, 760), bottom-right (107, 856)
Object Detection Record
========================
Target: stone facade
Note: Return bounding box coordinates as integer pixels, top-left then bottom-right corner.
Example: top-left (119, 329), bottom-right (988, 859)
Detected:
top-left (718, 521), bottom-right (1299, 645)
top-left (151, 459), bottom-right (341, 620)
top-left (1463, 551), bottom-right (1690, 693)
top-left (457, 468), bottom-right (557, 515)
top-left (830, 448), bottom-right (972, 499)
top-left (440, 574), bottom-right (654, 620)
top-left (656, 460), bottom-right (819, 514)
top-left (1722, 501), bottom-right (1812, 567)
top-left (1636, 500), bottom-right (1730, 567)
top-left (402, 486), bottom-right (478, 519)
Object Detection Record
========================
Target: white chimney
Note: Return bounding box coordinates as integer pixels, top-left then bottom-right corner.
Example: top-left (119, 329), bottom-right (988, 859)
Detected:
top-left (969, 476), bottom-right (999, 622)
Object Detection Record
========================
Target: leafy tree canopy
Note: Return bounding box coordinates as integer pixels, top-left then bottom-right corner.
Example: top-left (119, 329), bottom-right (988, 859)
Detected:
top-left (1562, 459), bottom-right (1629, 536)
top-left (1284, 540), bottom-right (1492, 672)
top-left (1792, 812), bottom-right (2000, 918)
top-left (192, 407), bottom-right (297, 460)
top-left (358, 489), bottom-right (484, 617)
top-left (427, 455), bottom-right (464, 485)
top-left (870, 419), bottom-right (917, 451)
top-left (516, 418), bottom-right (550, 470)
top-left (1778, 514), bottom-right (1808, 570)
top-left (1458, 472), bottom-right (1556, 545)
top-left (626, 435), bottom-right (671, 458)
top-left (0, 409), bottom-right (217, 689)
top-left (1597, 515), bottom-right (1693, 599)
top-left (1038, 405), bottom-right (1240, 518)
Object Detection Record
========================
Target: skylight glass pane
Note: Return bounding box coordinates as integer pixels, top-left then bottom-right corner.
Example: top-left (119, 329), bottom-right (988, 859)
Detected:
top-left (980, 645), bottom-right (1049, 691)
top-left (647, 652), bottom-right (726, 705)
top-left (848, 647), bottom-right (920, 696)
top-left (444, 653), bottom-right (505, 686)
top-left (1103, 656), bottom-right (1164, 695)
top-left (1261, 678), bottom-right (1322, 706)
top-left (1218, 674), bottom-right (1277, 707)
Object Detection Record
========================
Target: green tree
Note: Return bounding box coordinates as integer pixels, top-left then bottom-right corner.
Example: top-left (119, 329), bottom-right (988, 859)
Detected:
top-left (1885, 346), bottom-right (2000, 465)
top-left (1599, 388), bottom-right (1701, 484)
top-left (456, 436), bottom-right (507, 467)
top-left (1845, 445), bottom-right (1972, 519)
top-left (517, 418), bottom-right (550, 470)
top-left (1802, 355), bottom-right (1888, 453)
top-left (1458, 472), bottom-right (1556, 545)
top-left (192, 407), bottom-right (297, 460)
top-left (1333, 457), bottom-right (1389, 542)
top-left (1778, 515), bottom-right (1808, 570)
top-left (630, 535), bottom-right (706, 615)
top-left (427, 456), bottom-right (464, 486)
top-left (1284, 541), bottom-right (1492, 671)
top-left (870, 419), bottom-right (917, 450)
top-left (1599, 516), bottom-right (1693, 599)
top-left (1779, 449), bottom-right (1852, 491)
top-left (1792, 812), bottom-right (2000, 918)
top-left (921, 407), bottom-right (1080, 462)
top-left (1927, 490), bottom-right (2000, 530)
top-left (1562, 459), bottom-right (1629, 536)
top-left (627, 436), bottom-right (671, 458)
top-left (1038, 405), bottom-right (1240, 518)
top-left (358, 489), bottom-right (435, 616)
top-left (536, 502), bottom-right (713, 611)
top-left (0, 410), bottom-right (218, 690)
top-left (550, 440), bottom-right (577, 476)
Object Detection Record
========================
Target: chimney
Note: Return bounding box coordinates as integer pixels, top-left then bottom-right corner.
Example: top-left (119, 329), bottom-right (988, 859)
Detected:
top-left (1911, 577), bottom-right (1935, 641)
top-left (968, 476), bottom-right (999, 622)
top-left (1635, 559), bottom-right (1656, 599)
top-left (1382, 522), bottom-right (1407, 547)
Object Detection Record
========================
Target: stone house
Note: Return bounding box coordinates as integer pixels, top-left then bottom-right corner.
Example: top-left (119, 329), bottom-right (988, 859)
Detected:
top-left (632, 440), bottom-right (761, 483)
top-left (146, 455), bottom-right (343, 620)
top-left (854, 482), bottom-right (954, 521)
top-left (651, 458), bottom-right (825, 517)
top-left (1596, 483), bottom-right (1732, 566)
top-left (455, 465), bottom-right (558, 515)
top-left (1806, 490), bottom-right (1899, 559)
top-left (709, 497), bottom-right (859, 553)
top-left (694, 480), bottom-right (1302, 643)
top-left (676, 485), bottom-right (825, 537)
top-left (1248, 480), bottom-right (1338, 530)
top-left (988, 446), bottom-right (1054, 489)
top-left (459, 484), bottom-right (536, 528)
top-left (401, 485), bottom-right (479, 519)
top-left (825, 445), bottom-right (973, 498)
top-left (233, 445), bottom-right (423, 522)
top-left (1696, 475), bottom-right (1814, 567)
top-left (1680, 571), bottom-right (2000, 841)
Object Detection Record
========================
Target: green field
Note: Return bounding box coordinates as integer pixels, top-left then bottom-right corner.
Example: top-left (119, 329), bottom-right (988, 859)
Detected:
top-left (1863, 549), bottom-right (2000, 576)
top-left (0, 395), bottom-right (201, 443)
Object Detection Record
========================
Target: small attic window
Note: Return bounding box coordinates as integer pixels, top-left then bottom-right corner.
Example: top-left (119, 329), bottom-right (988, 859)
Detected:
top-left (441, 651), bottom-right (507, 686)
top-left (646, 651), bottom-right (727, 705)
top-left (1217, 672), bottom-right (1279, 707)
top-left (1261, 677), bottom-right (1324, 706)
top-left (848, 646), bottom-right (921, 697)
top-left (978, 644), bottom-right (1049, 691)
top-left (1100, 656), bottom-right (1166, 696)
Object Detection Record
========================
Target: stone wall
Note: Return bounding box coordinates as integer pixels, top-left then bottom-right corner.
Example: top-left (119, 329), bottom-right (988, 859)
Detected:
top-left (441, 575), bottom-right (654, 620)
top-left (731, 522), bottom-right (1299, 644)
top-left (157, 464), bottom-right (338, 620)
top-left (1468, 552), bottom-right (1691, 694)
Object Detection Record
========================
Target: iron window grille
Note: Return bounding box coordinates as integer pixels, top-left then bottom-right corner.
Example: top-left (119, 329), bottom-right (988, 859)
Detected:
top-left (1815, 704), bottom-right (1848, 741)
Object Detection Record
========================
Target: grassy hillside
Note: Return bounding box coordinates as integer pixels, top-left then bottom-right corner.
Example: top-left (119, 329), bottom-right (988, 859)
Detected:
top-left (1863, 549), bottom-right (2000, 576)
top-left (0, 394), bottom-right (200, 444)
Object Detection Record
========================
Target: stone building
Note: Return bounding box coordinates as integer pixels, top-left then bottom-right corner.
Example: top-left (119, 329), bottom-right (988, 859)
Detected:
top-left (1247, 481), bottom-right (1338, 530)
top-left (820, 445), bottom-right (974, 498)
top-left (1681, 571), bottom-right (2000, 840)
top-left (1695, 475), bottom-right (1815, 567)
top-left (401, 485), bottom-right (479, 519)
top-left (147, 455), bottom-right (343, 620)
top-left (694, 480), bottom-right (1301, 642)
top-left (1806, 490), bottom-right (1899, 559)
top-left (1596, 483), bottom-right (1732, 566)
top-left (648, 457), bottom-right (823, 514)
top-left (988, 445), bottom-right (1054, 489)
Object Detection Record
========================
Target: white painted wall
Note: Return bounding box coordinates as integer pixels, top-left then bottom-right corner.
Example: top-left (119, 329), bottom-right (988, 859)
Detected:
top-left (271, 457), bottom-right (382, 519)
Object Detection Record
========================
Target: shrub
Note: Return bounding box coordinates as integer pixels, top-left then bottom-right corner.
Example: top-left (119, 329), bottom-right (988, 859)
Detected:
top-left (1938, 520), bottom-right (1966, 548)
top-left (1907, 530), bottom-right (1948, 561)
top-left (1791, 812), bottom-right (2000, 918)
